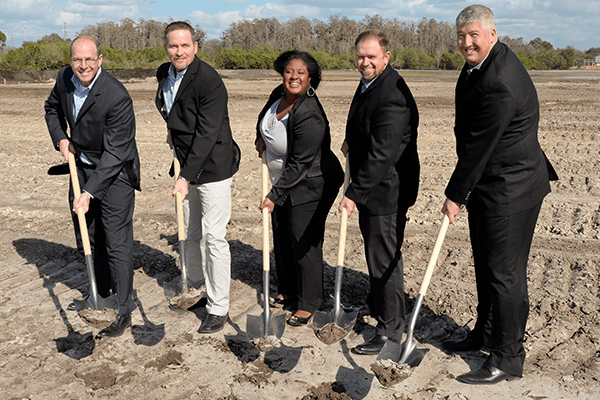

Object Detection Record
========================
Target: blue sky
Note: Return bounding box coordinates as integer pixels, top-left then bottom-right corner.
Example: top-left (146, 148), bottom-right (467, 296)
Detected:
top-left (1, 0), bottom-right (598, 51)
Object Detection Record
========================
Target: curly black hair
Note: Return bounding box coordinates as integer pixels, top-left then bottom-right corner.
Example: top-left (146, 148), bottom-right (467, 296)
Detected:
top-left (273, 50), bottom-right (322, 90)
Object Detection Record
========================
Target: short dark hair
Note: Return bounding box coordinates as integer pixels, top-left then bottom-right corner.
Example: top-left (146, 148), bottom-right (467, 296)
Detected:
top-left (273, 50), bottom-right (322, 90)
top-left (70, 36), bottom-right (101, 57)
top-left (355, 30), bottom-right (389, 53)
top-left (164, 21), bottom-right (196, 46)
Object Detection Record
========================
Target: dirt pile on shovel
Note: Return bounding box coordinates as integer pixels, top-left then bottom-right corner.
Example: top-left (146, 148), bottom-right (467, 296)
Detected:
top-left (168, 287), bottom-right (204, 309)
top-left (78, 308), bottom-right (119, 329)
top-left (371, 360), bottom-right (413, 387)
top-left (314, 323), bottom-right (348, 345)
top-left (251, 335), bottom-right (280, 352)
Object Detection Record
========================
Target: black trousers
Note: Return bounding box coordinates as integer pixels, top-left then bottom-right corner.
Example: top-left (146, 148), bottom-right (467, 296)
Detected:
top-left (468, 201), bottom-right (543, 377)
top-left (358, 208), bottom-right (408, 342)
top-left (69, 167), bottom-right (136, 315)
top-left (271, 186), bottom-right (338, 314)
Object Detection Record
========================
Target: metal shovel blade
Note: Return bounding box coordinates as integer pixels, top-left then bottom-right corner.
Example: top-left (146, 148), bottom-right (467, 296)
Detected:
top-left (376, 295), bottom-right (428, 367)
top-left (376, 214), bottom-right (450, 366)
top-left (246, 312), bottom-right (287, 341)
top-left (246, 154), bottom-right (286, 346)
top-left (68, 153), bottom-right (117, 312)
top-left (377, 339), bottom-right (428, 368)
top-left (72, 293), bottom-right (118, 312)
top-left (313, 157), bottom-right (357, 345)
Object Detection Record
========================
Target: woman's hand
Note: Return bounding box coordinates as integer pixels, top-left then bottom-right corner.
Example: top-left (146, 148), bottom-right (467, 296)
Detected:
top-left (256, 137), bottom-right (266, 157)
top-left (260, 197), bottom-right (275, 213)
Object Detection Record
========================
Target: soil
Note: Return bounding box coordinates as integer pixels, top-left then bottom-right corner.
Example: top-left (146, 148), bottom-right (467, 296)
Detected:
top-left (1, 68), bottom-right (599, 400)
top-left (168, 287), bottom-right (205, 310)
top-left (314, 322), bottom-right (350, 345)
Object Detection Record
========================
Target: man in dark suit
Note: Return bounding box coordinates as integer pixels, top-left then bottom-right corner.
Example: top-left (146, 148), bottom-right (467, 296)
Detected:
top-left (441, 5), bottom-right (551, 385)
top-left (339, 30), bottom-right (420, 355)
top-left (45, 36), bottom-right (141, 338)
top-left (155, 21), bottom-right (240, 333)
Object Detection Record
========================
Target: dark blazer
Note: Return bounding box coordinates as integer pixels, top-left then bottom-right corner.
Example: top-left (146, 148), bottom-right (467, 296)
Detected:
top-left (345, 64), bottom-right (420, 215)
top-left (256, 85), bottom-right (343, 206)
top-left (445, 42), bottom-right (550, 216)
top-left (45, 66), bottom-right (141, 198)
top-left (156, 56), bottom-right (240, 184)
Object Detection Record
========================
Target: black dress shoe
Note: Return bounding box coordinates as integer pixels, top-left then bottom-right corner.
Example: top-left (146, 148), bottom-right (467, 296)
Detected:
top-left (442, 336), bottom-right (483, 352)
top-left (457, 362), bottom-right (520, 385)
top-left (169, 297), bottom-right (208, 312)
top-left (353, 334), bottom-right (389, 355)
top-left (96, 313), bottom-right (132, 339)
top-left (198, 313), bottom-right (228, 333)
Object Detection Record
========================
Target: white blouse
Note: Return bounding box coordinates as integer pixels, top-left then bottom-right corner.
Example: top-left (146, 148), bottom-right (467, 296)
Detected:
top-left (260, 98), bottom-right (289, 185)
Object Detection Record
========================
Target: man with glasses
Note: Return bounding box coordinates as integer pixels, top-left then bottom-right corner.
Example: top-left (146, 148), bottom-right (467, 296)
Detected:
top-left (45, 35), bottom-right (141, 338)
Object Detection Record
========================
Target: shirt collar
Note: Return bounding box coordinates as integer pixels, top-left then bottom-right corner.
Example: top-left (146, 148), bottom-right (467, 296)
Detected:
top-left (168, 64), bottom-right (188, 79)
top-left (467, 41), bottom-right (497, 73)
top-left (71, 66), bottom-right (102, 92)
top-left (360, 65), bottom-right (386, 92)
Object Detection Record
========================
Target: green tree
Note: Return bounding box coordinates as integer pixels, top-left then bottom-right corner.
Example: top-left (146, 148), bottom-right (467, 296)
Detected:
top-left (0, 40), bottom-right (69, 70)
top-left (0, 30), bottom-right (6, 47)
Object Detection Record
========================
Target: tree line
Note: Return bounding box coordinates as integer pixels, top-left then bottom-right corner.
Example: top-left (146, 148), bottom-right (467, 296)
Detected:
top-left (0, 16), bottom-right (598, 71)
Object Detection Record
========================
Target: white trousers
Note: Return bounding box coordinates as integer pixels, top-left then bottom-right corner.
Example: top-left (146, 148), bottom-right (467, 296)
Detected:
top-left (183, 177), bottom-right (232, 316)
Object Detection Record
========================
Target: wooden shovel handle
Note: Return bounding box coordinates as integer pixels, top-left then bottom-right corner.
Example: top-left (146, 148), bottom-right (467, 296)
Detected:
top-left (418, 213), bottom-right (450, 296)
top-left (173, 157), bottom-right (185, 242)
top-left (68, 153), bottom-right (92, 256)
top-left (337, 155), bottom-right (350, 266)
top-left (262, 152), bottom-right (270, 272)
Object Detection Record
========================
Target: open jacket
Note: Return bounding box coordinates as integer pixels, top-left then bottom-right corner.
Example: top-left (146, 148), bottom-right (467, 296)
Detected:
top-left (445, 41), bottom-right (551, 216)
top-left (156, 56), bottom-right (240, 184)
top-left (256, 85), bottom-right (343, 206)
top-left (344, 63), bottom-right (420, 215)
top-left (45, 66), bottom-right (141, 199)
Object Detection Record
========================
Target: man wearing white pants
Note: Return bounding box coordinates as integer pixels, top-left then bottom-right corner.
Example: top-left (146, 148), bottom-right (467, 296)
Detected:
top-left (155, 21), bottom-right (240, 333)
top-left (183, 177), bottom-right (233, 317)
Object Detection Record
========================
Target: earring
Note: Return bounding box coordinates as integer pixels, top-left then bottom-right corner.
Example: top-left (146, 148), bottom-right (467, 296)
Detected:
top-left (281, 86), bottom-right (286, 96)
top-left (307, 86), bottom-right (315, 97)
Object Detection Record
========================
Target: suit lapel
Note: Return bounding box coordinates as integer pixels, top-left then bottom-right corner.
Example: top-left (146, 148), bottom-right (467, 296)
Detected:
top-left (62, 69), bottom-right (76, 128)
top-left (172, 57), bottom-right (199, 109)
top-left (72, 69), bottom-right (106, 126)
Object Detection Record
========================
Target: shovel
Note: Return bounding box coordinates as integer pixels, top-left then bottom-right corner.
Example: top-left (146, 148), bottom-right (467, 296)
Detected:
top-left (67, 153), bottom-right (118, 312)
top-left (164, 157), bottom-right (203, 308)
top-left (376, 213), bottom-right (450, 367)
top-left (313, 155), bottom-right (358, 344)
top-left (246, 151), bottom-right (286, 345)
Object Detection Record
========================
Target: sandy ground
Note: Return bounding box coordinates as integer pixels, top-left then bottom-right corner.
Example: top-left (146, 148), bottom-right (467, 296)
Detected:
top-left (0, 68), bottom-right (599, 399)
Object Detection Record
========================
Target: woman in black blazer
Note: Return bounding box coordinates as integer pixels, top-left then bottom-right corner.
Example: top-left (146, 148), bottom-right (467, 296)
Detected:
top-left (255, 50), bottom-right (343, 326)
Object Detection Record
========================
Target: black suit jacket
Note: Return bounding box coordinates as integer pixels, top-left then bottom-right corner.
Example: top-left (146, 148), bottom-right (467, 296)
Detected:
top-left (345, 64), bottom-right (420, 215)
top-left (445, 42), bottom-right (550, 216)
top-left (45, 66), bottom-right (141, 198)
top-left (156, 57), bottom-right (240, 184)
top-left (256, 85), bottom-right (343, 206)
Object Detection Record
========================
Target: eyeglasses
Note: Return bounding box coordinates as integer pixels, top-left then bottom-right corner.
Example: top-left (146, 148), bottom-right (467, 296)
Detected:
top-left (72, 58), bottom-right (99, 65)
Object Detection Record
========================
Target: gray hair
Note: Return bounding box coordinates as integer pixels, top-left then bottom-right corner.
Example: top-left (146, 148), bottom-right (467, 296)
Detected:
top-left (456, 4), bottom-right (495, 29)
top-left (70, 36), bottom-right (101, 57)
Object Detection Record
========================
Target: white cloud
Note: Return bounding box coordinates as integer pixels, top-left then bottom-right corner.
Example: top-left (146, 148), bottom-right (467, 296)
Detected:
top-left (2, 0), bottom-right (598, 50)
